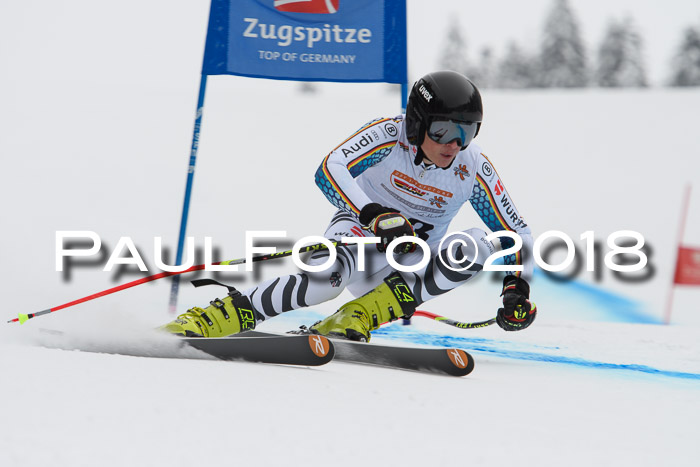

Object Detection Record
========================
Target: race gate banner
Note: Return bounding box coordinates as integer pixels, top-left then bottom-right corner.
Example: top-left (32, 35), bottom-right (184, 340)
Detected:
top-left (201, 0), bottom-right (407, 83)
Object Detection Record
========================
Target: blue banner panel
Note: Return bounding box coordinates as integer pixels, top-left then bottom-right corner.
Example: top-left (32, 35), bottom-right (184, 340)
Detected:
top-left (202, 0), bottom-right (407, 83)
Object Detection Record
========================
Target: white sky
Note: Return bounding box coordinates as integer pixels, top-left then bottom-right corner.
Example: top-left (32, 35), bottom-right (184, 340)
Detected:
top-left (1, 1), bottom-right (699, 88)
top-left (407, 0), bottom-right (700, 85)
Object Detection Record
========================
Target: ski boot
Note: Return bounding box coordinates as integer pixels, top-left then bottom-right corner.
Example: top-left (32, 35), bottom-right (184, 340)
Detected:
top-left (309, 272), bottom-right (417, 342)
top-left (160, 289), bottom-right (257, 338)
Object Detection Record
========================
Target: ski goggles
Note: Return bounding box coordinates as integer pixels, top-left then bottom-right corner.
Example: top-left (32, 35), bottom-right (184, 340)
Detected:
top-left (427, 119), bottom-right (479, 149)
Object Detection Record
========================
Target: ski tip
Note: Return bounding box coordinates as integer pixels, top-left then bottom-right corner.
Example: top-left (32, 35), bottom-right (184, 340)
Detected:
top-left (446, 348), bottom-right (475, 376)
top-left (17, 313), bottom-right (30, 325)
top-left (307, 334), bottom-right (333, 359)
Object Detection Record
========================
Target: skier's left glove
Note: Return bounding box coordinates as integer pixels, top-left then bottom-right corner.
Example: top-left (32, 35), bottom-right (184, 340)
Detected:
top-left (496, 275), bottom-right (537, 332)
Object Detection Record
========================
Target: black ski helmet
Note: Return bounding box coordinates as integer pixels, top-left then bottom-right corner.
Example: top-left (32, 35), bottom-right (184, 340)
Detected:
top-left (406, 71), bottom-right (483, 150)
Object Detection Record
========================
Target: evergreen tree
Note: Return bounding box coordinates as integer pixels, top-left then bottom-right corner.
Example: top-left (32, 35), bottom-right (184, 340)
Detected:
top-left (298, 81), bottom-right (319, 94)
top-left (471, 47), bottom-right (495, 88)
top-left (669, 25), bottom-right (700, 86)
top-left (497, 42), bottom-right (537, 89)
top-left (438, 16), bottom-right (469, 75)
top-left (538, 0), bottom-right (588, 87)
top-left (596, 17), bottom-right (648, 87)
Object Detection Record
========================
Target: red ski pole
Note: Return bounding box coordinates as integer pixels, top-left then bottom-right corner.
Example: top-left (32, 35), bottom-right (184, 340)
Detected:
top-left (8, 240), bottom-right (346, 324)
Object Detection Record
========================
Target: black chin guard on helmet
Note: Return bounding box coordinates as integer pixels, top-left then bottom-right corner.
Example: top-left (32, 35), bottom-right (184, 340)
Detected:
top-left (406, 71), bottom-right (483, 150)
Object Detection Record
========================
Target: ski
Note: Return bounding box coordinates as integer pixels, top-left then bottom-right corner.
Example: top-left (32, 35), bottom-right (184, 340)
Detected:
top-left (182, 334), bottom-right (334, 366)
top-left (236, 331), bottom-right (474, 376)
top-left (38, 328), bottom-right (469, 374)
top-left (330, 339), bottom-right (474, 377)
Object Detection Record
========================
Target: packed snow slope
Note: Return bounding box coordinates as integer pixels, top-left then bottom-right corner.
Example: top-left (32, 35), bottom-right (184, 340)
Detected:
top-left (1, 312), bottom-right (699, 467)
top-left (2, 2), bottom-right (700, 466)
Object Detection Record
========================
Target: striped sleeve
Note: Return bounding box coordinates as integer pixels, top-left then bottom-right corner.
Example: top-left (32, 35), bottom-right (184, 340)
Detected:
top-left (315, 117), bottom-right (399, 215)
top-left (468, 153), bottom-right (533, 281)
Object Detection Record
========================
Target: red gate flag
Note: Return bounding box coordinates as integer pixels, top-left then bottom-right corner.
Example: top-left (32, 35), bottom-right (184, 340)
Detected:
top-left (673, 246), bottom-right (700, 285)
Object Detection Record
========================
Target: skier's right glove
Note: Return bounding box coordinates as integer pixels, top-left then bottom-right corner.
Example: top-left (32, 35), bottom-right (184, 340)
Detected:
top-left (359, 203), bottom-right (416, 254)
top-left (496, 275), bottom-right (537, 332)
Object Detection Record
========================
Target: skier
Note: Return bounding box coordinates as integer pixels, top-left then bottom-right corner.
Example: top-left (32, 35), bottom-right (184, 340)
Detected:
top-left (162, 70), bottom-right (537, 341)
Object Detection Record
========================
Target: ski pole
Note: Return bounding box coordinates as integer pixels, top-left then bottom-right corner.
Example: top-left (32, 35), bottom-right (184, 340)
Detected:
top-left (413, 310), bottom-right (496, 329)
top-left (8, 240), bottom-right (347, 325)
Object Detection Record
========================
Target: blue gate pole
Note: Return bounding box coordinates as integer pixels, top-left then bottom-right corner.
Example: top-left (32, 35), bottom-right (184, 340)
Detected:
top-left (169, 74), bottom-right (209, 313)
top-left (401, 80), bottom-right (410, 326)
top-left (401, 82), bottom-right (408, 112)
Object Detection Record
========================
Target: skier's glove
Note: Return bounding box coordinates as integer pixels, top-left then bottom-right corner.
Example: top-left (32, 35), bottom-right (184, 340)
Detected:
top-left (359, 203), bottom-right (416, 254)
top-left (496, 275), bottom-right (537, 332)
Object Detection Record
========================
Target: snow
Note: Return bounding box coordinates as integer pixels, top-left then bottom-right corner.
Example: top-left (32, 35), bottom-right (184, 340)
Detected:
top-left (2, 315), bottom-right (699, 467)
top-left (2, 1), bottom-right (700, 466)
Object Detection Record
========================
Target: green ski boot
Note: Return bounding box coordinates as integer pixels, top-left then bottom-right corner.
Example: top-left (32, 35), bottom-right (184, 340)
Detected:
top-left (160, 290), bottom-right (257, 338)
top-left (310, 272), bottom-right (417, 342)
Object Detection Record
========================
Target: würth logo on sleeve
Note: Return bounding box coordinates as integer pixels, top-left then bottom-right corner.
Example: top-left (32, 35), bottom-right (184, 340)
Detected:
top-left (274, 0), bottom-right (339, 14)
top-left (494, 179), bottom-right (504, 196)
